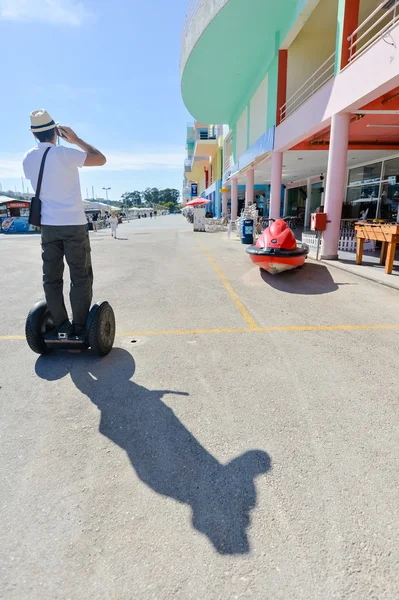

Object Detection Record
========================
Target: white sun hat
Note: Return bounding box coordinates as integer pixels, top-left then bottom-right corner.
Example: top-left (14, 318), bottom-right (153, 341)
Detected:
top-left (29, 109), bottom-right (59, 133)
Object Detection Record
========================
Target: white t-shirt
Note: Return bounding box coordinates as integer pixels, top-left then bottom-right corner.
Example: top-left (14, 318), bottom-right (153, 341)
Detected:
top-left (110, 216), bottom-right (118, 227)
top-left (23, 142), bottom-right (87, 226)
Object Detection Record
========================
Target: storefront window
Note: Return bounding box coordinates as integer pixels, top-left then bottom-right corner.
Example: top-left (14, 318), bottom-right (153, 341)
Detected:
top-left (346, 160), bottom-right (383, 220)
top-left (344, 183), bottom-right (380, 219)
top-left (348, 162), bottom-right (382, 186)
top-left (382, 156), bottom-right (399, 180)
top-left (380, 157), bottom-right (399, 221)
top-left (379, 182), bottom-right (399, 221)
top-left (287, 187), bottom-right (307, 221)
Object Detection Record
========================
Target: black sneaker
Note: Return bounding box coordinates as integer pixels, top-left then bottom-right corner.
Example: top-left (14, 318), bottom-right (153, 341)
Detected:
top-left (72, 324), bottom-right (86, 337)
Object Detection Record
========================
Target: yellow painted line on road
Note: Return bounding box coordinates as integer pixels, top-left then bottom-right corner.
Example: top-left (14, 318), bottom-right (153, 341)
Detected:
top-left (1, 324), bottom-right (399, 341)
top-left (195, 236), bottom-right (261, 330)
top-left (259, 324), bottom-right (399, 332)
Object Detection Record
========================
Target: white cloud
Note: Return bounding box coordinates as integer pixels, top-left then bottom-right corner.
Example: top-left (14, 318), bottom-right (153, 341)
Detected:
top-left (0, 0), bottom-right (90, 26)
top-left (0, 149), bottom-right (185, 180)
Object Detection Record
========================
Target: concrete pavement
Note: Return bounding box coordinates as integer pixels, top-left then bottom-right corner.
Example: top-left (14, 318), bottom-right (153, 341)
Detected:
top-left (305, 244), bottom-right (399, 292)
top-left (1, 215), bottom-right (398, 599)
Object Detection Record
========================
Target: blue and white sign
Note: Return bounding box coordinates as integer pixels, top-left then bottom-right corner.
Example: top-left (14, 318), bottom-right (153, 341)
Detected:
top-left (1, 217), bottom-right (39, 234)
top-left (191, 183), bottom-right (198, 197)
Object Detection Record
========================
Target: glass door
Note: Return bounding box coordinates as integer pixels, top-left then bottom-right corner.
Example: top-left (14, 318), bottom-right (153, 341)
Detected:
top-left (379, 182), bottom-right (399, 222)
top-left (380, 157), bottom-right (399, 222)
top-left (346, 183), bottom-right (380, 219)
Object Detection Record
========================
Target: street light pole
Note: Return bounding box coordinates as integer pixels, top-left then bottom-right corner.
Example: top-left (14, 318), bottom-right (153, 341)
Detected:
top-left (102, 186), bottom-right (111, 202)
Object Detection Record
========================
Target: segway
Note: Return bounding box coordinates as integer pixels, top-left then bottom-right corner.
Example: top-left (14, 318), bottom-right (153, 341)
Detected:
top-left (25, 300), bottom-right (116, 356)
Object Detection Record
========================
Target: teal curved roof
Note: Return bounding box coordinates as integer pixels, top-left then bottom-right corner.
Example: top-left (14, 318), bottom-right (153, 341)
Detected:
top-left (181, 0), bottom-right (308, 124)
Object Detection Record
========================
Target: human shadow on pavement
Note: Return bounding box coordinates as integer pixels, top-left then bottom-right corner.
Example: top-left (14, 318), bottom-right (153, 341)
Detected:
top-left (35, 348), bottom-right (271, 555)
top-left (260, 262), bottom-right (340, 295)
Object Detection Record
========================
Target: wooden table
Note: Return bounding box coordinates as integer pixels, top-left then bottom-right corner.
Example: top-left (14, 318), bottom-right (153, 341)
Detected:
top-left (355, 222), bottom-right (399, 274)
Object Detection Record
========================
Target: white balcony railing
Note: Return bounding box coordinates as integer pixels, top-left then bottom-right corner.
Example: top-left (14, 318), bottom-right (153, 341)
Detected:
top-left (280, 52), bottom-right (336, 123)
top-left (196, 125), bottom-right (217, 140)
top-left (182, 0), bottom-right (204, 38)
top-left (224, 155), bottom-right (233, 175)
top-left (348, 0), bottom-right (399, 63)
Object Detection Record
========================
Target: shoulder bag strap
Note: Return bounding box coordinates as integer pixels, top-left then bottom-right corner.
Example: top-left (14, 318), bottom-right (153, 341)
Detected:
top-left (35, 146), bottom-right (51, 199)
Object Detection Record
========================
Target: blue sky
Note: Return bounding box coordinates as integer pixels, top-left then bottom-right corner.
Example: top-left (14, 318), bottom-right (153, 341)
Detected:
top-left (0, 0), bottom-right (191, 201)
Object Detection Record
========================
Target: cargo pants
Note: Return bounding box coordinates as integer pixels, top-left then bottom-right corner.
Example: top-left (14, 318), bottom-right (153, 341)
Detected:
top-left (41, 225), bottom-right (93, 327)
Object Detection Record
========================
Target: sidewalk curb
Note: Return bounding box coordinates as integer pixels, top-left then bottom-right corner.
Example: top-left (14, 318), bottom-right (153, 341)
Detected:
top-left (295, 234), bottom-right (399, 292)
top-left (314, 257), bottom-right (399, 293)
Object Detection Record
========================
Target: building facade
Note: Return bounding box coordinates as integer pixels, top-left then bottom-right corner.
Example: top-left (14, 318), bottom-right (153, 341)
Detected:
top-left (181, 0), bottom-right (399, 258)
top-left (183, 122), bottom-right (226, 217)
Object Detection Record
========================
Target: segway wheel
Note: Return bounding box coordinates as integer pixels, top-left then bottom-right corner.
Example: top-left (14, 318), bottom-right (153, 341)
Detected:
top-left (25, 299), bottom-right (54, 355)
top-left (88, 301), bottom-right (115, 356)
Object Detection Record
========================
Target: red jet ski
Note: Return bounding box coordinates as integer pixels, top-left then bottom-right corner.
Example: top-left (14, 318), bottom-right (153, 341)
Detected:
top-left (246, 219), bottom-right (309, 275)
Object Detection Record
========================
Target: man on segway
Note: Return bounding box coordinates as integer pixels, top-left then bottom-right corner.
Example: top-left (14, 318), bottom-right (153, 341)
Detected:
top-left (23, 109), bottom-right (106, 337)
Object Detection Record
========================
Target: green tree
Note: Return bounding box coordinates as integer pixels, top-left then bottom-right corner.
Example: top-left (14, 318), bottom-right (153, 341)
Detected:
top-left (150, 187), bottom-right (160, 205)
top-left (121, 191), bottom-right (142, 207)
top-left (121, 188), bottom-right (180, 209)
top-left (141, 188), bottom-right (154, 206)
top-left (158, 188), bottom-right (180, 206)
top-left (162, 202), bottom-right (176, 212)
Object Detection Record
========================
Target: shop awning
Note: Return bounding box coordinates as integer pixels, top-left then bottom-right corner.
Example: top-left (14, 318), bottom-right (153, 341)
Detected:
top-left (185, 198), bottom-right (211, 207)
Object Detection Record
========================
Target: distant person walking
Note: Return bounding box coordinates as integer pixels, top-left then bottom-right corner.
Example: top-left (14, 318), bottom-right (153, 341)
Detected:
top-left (150, 211), bottom-right (153, 219)
top-left (109, 213), bottom-right (118, 238)
top-left (92, 212), bottom-right (98, 231)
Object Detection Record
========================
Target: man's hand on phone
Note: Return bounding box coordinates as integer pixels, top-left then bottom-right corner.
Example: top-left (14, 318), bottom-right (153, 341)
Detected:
top-left (57, 127), bottom-right (107, 166)
top-left (58, 126), bottom-right (79, 144)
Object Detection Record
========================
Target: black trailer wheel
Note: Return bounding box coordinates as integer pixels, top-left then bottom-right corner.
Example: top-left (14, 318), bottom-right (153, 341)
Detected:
top-left (25, 300), bottom-right (54, 355)
top-left (88, 302), bottom-right (115, 356)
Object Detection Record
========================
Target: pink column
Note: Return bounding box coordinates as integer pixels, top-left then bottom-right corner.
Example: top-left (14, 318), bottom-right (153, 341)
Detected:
top-left (320, 113), bottom-right (351, 260)
top-left (231, 178), bottom-right (238, 221)
top-left (245, 169), bottom-right (254, 207)
top-left (222, 191), bottom-right (228, 216)
top-left (270, 152), bottom-right (283, 219)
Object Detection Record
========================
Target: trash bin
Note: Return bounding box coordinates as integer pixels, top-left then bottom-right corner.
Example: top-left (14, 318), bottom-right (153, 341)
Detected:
top-left (241, 218), bottom-right (254, 244)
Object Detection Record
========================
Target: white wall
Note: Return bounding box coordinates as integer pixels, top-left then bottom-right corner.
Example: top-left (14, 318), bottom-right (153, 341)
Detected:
top-left (249, 74), bottom-right (268, 146)
top-left (287, 0), bottom-right (338, 100)
top-left (236, 107), bottom-right (248, 159)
